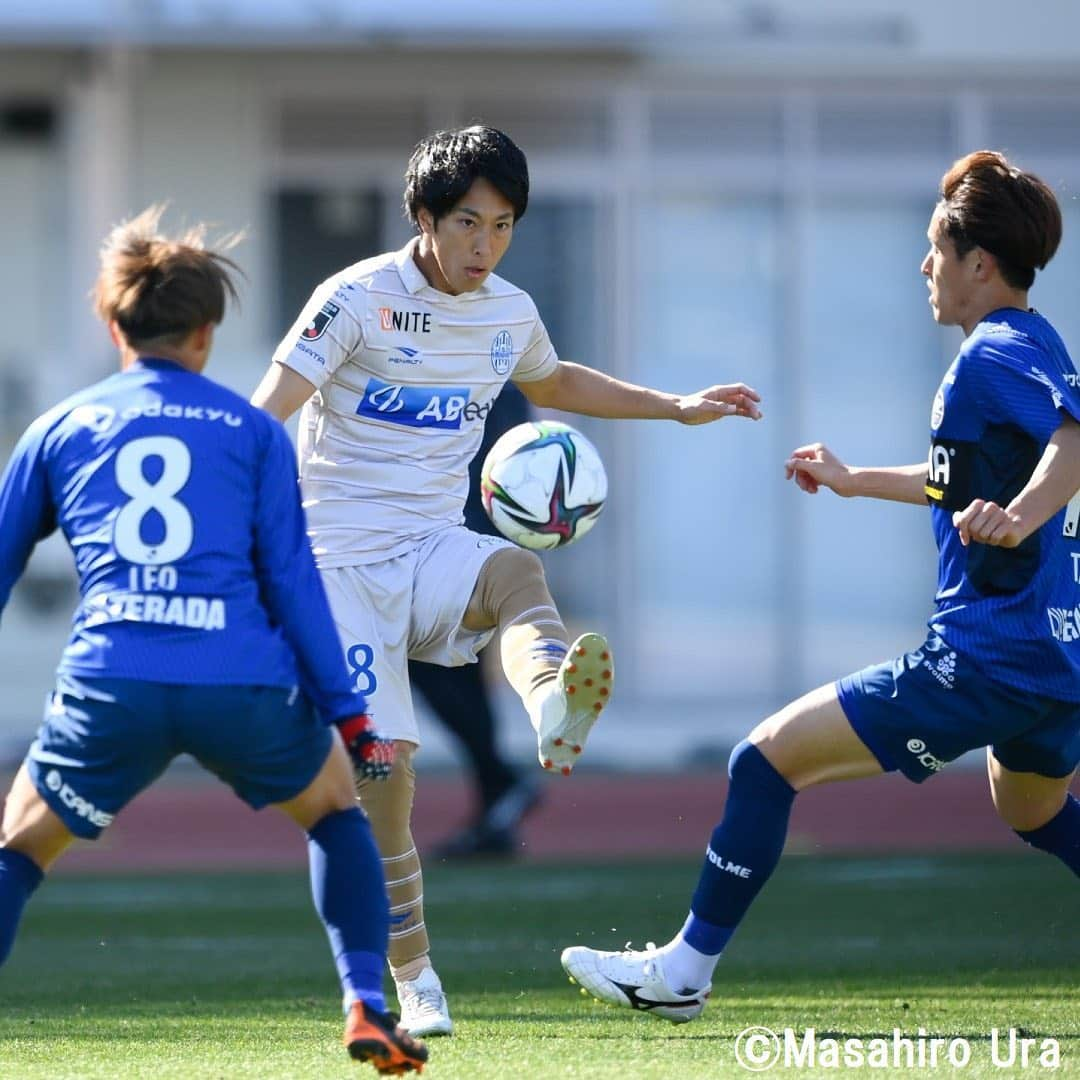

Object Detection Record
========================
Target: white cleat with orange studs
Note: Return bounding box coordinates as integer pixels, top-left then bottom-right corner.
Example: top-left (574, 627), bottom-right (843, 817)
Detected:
top-left (532, 633), bottom-right (613, 775)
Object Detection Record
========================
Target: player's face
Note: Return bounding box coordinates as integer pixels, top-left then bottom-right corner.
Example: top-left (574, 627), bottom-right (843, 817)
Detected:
top-left (418, 178), bottom-right (515, 295)
top-left (921, 205), bottom-right (979, 329)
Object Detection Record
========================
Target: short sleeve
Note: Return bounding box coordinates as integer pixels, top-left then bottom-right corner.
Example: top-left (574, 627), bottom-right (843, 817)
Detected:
top-left (510, 302), bottom-right (558, 383)
top-left (966, 336), bottom-right (1080, 444)
top-left (271, 277), bottom-right (363, 390)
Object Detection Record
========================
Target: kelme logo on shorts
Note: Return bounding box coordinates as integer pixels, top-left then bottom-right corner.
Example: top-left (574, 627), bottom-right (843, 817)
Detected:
top-left (490, 329), bottom-right (513, 375)
top-left (356, 377), bottom-right (490, 430)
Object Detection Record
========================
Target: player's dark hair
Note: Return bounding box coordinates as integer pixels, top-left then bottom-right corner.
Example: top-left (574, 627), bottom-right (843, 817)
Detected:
top-left (94, 205), bottom-right (243, 349)
top-left (939, 150), bottom-right (1062, 290)
top-left (403, 125), bottom-right (529, 228)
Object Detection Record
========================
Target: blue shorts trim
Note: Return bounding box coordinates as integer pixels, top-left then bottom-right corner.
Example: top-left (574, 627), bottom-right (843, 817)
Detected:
top-left (27, 676), bottom-right (333, 839)
top-left (836, 633), bottom-right (1080, 784)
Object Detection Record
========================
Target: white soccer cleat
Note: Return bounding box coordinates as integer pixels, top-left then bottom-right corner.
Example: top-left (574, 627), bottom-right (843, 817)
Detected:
top-left (532, 633), bottom-right (613, 775)
top-left (396, 966), bottom-right (454, 1037)
top-left (560, 943), bottom-right (710, 1024)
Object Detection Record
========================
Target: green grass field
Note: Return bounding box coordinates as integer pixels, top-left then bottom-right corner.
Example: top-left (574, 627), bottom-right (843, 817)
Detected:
top-left (0, 854), bottom-right (1075, 1078)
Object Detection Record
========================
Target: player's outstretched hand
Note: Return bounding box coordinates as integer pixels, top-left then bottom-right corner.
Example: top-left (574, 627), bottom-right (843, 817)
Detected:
top-left (784, 443), bottom-right (852, 496)
top-left (674, 383), bottom-right (762, 425)
top-left (952, 499), bottom-right (1026, 548)
top-left (336, 714), bottom-right (395, 781)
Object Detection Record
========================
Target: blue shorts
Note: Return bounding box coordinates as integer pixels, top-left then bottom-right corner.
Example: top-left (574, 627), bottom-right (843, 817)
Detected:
top-left (26, 676), bottom-right (333, 839)
top-left (837, 633), bottom-right (1080, 784)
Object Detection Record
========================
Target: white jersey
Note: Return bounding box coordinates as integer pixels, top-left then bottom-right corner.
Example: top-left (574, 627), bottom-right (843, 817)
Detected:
top-left (272, 238), bottom-right (558, 566)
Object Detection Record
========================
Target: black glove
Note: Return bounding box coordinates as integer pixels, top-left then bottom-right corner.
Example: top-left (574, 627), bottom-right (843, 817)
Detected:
top-left (336, 714), bottom-right (394, 781)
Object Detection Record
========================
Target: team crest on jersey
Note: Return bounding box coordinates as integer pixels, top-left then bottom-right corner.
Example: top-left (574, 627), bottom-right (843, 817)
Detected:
top-left (301, 300), bottom-right (340, 342)
top-left (490, 330), bottom-right (513, 375)
top-left (930, 387), bottom-right (945, 430)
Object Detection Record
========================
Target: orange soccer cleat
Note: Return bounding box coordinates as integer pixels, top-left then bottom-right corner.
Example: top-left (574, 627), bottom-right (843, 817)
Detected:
top-left (344, 1000), bottom-right (429, 1075)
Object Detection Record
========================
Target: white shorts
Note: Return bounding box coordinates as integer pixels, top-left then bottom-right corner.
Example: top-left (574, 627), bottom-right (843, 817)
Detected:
top-left (319, 526), bottom-right (515, 745)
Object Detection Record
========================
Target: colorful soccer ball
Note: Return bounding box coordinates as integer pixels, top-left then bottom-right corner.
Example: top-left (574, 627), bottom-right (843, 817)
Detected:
top-left (480, 420), bottom-right (607, 550)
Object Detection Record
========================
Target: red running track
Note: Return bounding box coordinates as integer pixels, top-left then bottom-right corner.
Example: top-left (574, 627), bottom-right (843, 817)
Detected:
top-left (39, 767), bottom-right (1033, 874)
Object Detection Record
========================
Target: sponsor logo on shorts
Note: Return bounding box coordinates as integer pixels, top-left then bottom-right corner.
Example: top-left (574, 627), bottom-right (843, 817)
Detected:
top-left (490, 329), bottom-right (513, 375)
top-left (1047, 605), bottom-right (1080, 643)
top-left (301, 299), bottom-right (340, 342)
top-left (43, 769), bottom-right (113, 828)
top-left (356, 377), bottom-right (491, 430)
top-left (921, 650), bottom-right (957, 689)
top-left (905, 738), bottom-right (947, 774)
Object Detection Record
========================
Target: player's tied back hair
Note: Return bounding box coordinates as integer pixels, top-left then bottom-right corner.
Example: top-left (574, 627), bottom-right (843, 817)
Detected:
top-left (403, 126), bottom-right (529, 228)
top-left (939, 150), bottom-right (1062, 290)
top-left (94, 205), bottom-right (243, 349)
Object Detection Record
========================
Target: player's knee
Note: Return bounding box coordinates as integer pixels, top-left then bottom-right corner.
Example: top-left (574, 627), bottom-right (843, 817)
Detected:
top-left (467, 546), bottom-right (546, 627)
top-left (728, 738), bottom-right (797, 798)
top-left (994, 789), bottom-right (1065, 833)
top-left (355, 740), bottom-right (416, 838)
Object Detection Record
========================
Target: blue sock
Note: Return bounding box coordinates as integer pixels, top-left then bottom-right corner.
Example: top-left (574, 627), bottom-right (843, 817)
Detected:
top-left (308, 808), bottom-right (389, 1011)
top-left (1015, 794), bottom-right (1080, 877)
top-left (684, 740), bottom-right (796, 955)
top-left (0, 848), bottom-right (44, 966)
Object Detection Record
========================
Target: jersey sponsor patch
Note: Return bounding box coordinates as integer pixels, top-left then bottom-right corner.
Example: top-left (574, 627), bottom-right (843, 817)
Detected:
top-left (924, 437), bottom-right (975, 509)
top-left (301, 300), bottom-right (341, 342)
top-left (355, 376), bottom-right (490, 430)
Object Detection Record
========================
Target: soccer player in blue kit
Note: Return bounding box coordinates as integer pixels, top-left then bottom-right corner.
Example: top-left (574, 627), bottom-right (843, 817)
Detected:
top-left (0, 209), bottom-right (427, 1074)
top-left (562, 151), bottom-right (1080, 1022)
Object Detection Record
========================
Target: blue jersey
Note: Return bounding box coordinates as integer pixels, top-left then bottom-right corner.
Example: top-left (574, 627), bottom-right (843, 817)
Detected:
top-left (925, 308), bottom-right (1080, 701)
top-left (0, 358), bottom-right (363, 724)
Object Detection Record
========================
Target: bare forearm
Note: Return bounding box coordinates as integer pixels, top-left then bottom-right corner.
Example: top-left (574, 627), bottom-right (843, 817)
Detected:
top-left (1007, 417), bottom-right (1080, 536)
top-left (523, 363), bottom-right (679, 419)
top-left (843, 464), bottom-right (928, 504)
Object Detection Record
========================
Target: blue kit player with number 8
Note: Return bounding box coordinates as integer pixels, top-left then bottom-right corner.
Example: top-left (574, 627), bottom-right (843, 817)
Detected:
top-left (0, 208), bottom-right (426, 1074)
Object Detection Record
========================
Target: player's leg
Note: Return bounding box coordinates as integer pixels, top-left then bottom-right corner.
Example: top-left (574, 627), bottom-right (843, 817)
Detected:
top-left (355, 740), bottom-right (452, 1036)
top-left (180, 682), bottom-right (428, 1072)
top-left (275, 734), bottom-right (429, 1073)
top-left (462, 543), bottom-right (612, 773)
top-left (988, 733), bottom-right (1079, 876)
top-left (410, 658), bottom-right (538, 857)
top-left (0, 766), bottom-right (75, 965)
top-left (561, 682), bottom-right (880, 1020)
top-left (319, 560), bottom-right (450, 1038)
top-left (0, 676), bottom-right (175, 969)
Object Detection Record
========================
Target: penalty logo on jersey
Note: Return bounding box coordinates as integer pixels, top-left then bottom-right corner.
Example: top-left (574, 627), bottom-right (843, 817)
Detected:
top-left (301, 300), bottom-right (341, 342)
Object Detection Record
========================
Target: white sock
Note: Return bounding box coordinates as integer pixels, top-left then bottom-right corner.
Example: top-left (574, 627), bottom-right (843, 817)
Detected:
top-left (658, 934), bottom-right (720, 992)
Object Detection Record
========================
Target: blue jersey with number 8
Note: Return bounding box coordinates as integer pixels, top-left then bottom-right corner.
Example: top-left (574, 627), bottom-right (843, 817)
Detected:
top-left (0, 358), bottom-right (362, 724)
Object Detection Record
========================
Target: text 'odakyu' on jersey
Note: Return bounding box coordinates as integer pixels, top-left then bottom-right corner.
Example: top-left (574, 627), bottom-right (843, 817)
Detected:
top-left (0, 359), bottom-right (363, 724)
top-left (272, 238), bottom-right (559, 567)
top-left (925, 308), bottom-right (1080, 701)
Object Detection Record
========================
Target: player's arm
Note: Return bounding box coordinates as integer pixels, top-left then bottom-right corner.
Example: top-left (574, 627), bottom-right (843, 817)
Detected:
top-left (251, 420), bottom-right (391, 777)
top-left (952, 415), bottom-right (1080, 547)
top-left (516, 362), bottom-right (761, 423)
top-left (251, 363), bottom-right (317, 423)
top-left (785, 443), bottom-right (927, 505)
top-left (0, 420), bottom-right (57, 620)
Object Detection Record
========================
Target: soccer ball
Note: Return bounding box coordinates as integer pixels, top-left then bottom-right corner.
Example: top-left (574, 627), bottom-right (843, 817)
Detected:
top-left (480, 420), bottom-right (607, 550)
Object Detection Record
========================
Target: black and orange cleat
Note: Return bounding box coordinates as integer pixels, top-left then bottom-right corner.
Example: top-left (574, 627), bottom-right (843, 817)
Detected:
top-left (344, 1000), bottom-right (429, 1075)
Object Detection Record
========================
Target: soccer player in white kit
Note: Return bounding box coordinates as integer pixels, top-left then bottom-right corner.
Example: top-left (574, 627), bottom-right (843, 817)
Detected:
top-left (252, 126), bottom-right (762, 1036)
